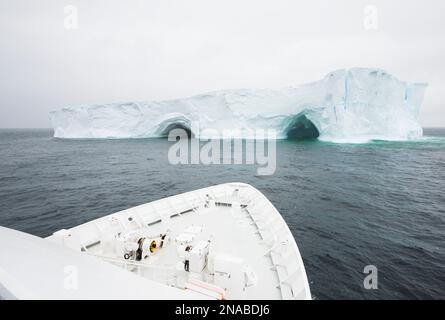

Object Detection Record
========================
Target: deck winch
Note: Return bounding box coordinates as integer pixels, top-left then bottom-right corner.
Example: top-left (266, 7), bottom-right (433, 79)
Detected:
top-left (115, 230), bottom-right (168, 261)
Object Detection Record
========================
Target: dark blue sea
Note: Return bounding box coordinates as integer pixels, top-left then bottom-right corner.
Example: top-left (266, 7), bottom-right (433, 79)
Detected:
top-left (0, 128), bottom-right (444, 299)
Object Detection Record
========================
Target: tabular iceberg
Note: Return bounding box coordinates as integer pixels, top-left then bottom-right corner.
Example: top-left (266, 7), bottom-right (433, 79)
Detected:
top-left (50, 68), bottom-right (427, 142)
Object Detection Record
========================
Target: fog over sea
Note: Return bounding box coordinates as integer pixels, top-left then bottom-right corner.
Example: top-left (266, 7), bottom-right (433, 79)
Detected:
top-left (0, 128), bottom-right (444, 299)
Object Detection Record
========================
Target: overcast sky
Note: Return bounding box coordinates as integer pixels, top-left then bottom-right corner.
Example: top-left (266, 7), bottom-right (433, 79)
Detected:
top-left (0, 0), bottom-right (444, 128)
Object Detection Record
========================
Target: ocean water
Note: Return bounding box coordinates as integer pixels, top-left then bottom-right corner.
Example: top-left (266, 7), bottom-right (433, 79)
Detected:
top-left (0, 128), bottom-right (444, 300)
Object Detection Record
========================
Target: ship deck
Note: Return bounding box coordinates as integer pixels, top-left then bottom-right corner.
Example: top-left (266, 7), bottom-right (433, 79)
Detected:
top-left (47, 183), bottom-right (311, 300)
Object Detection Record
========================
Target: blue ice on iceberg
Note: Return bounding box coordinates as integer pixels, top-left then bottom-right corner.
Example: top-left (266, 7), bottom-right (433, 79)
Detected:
top-left (50, 68), bottom-right (427, 143)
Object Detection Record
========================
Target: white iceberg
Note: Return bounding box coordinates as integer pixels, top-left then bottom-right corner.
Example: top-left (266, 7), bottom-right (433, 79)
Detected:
top-left (50, 68), bottom-right (427, 142)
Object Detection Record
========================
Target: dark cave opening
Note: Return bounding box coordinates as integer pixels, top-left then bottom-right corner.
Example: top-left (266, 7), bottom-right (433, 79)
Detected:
top-left (161, 123), bottom-right (194, 138)
top-left (286, 115), bottom-right (320, 140)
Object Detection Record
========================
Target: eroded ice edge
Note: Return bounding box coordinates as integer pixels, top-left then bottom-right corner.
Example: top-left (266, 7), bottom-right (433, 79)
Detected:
top-left (50, 68), bottom-right (427, 143)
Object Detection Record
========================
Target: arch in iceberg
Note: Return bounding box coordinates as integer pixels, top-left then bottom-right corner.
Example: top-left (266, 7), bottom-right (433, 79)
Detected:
top-left (284, 113), bottom-right (320, 140)
top-left (153, 113), bottom-right (194, 138)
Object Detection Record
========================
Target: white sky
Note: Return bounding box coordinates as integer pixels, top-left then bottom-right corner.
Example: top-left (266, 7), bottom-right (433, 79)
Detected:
top-left (0, 0), bottom-right (444, 128)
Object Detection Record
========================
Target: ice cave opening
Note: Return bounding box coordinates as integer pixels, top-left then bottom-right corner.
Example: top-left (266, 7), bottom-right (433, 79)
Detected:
top-left (286, 114), bottom-right (320, 140)
top-left (160, 123), bottom-right (194, 138)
